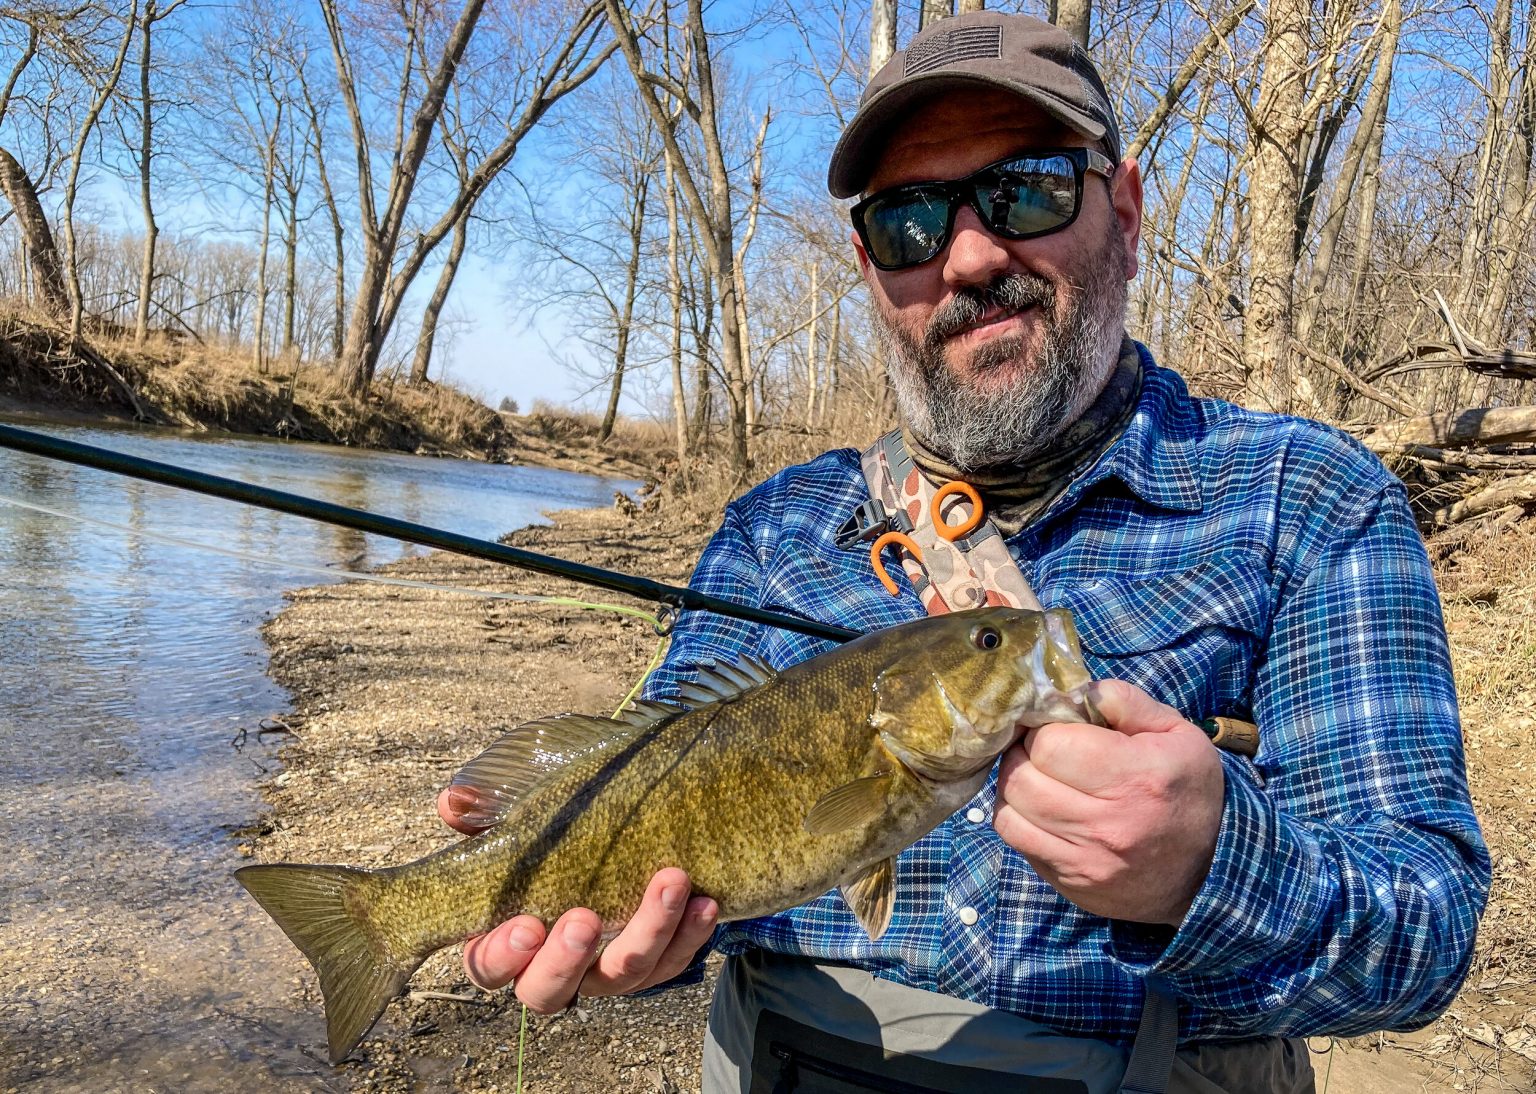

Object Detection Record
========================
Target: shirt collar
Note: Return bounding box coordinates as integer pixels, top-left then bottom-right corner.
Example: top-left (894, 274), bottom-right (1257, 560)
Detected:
top-left (1049, 344), bottom-right (1204, 516)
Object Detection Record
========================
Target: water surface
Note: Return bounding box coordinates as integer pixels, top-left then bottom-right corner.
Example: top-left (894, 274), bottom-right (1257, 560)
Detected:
top-left (0, 415), bottom-right (635, 1090)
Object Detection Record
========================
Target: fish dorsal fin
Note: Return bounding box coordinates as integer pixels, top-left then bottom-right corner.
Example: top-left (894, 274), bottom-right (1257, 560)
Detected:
top-left (612, 699), bottom-right (689, 727)
top-left (840, 857), bottom-right (896, 940)
top-left (448, 711), bottom-right (669, 829)
top-left (803, 774), bottom-right (892, 837)
top-left (674, 654), bottom-right (778, 707)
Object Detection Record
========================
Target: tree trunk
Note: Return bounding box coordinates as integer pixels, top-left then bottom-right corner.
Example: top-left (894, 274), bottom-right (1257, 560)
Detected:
top-left (601, 0), bottom-right (750, 469)
top-left (1452, 0), bottom-right (1513, 328)
top-left (805, 263), bottom-right (819, 429)
top-left (0, 147), bottom-right (68, 317)
top-left (870, 0), bottom-right (897, 74)
top-left (691, 269), bottom-right (715, 449)
top-left (1476, 1), bottom-right (1536, 343)
top-left (253, 101), bottom-right (280, 374)
top-left (323, 0), bottom-right (488, 393)
top-left (134, 0), bottom-right (158, 343)
top-left (1050, 0), bottom-right (1091, 46)
top-left (664, 143), bottom-right (689, 464)
top-left (283, 182), bottom-right (299, 354)
top-left (1240, 0), bottom-right (1311, 412)
top-left (599, 171), bottom-right (650, 440)
top-left (1364, 405), bottom-right (1536, 450)
top-left (297, 61), bottom-right (347, 362)
top-left (921, 0), bottom-right (954, 31)
top-left (410, 211), bottom-right (470, 386)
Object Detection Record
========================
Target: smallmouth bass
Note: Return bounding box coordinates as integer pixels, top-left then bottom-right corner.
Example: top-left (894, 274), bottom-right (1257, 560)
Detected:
top-left (236, 606), bottom-right (1099, 1062)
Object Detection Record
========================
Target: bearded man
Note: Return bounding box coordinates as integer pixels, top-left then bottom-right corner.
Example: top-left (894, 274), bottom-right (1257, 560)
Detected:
top-left (441, 13), bottom-right (1488, 1093)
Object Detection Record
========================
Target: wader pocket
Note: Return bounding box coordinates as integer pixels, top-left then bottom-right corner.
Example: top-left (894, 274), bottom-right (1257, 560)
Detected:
top-left (749, 1008), bottom-right (1089, 1094)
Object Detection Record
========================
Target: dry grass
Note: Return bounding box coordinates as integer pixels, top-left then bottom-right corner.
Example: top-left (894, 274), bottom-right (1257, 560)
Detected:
top-left (1397, 523), bottom-right (1536, 1088)
top-left (0, 305), bottom-right (512, 459)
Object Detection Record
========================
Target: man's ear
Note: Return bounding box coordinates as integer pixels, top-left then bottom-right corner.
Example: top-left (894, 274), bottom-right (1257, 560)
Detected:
top-left (851, 227), bottom-right (873, 278)
top-left (1110, 158), bottom-right (1144, 280)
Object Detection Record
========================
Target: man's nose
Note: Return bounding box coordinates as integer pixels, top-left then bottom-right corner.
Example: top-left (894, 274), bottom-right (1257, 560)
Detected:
top-left (941, 204), bottom-right (1012, 287)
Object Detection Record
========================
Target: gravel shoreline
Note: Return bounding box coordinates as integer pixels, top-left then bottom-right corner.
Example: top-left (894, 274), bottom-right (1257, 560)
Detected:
top-left (253, 505), bottom-right (718, 1092)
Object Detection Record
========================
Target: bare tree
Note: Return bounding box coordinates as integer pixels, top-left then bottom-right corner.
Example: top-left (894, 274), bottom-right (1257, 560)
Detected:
top-left (58, 3), bottom-right (137, 341)
top-left (128, 0), bottom-right (187, 343)
top-left (321, 0), bottom-right (611, 394)
top-left (600, 0), bottom-right (770, 470)
top-left (0, 15), bottom-right (69, 317)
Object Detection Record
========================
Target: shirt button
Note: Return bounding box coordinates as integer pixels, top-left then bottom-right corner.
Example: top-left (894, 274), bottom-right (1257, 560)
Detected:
top-left (965, 808), bottom-right (986, 824)
top-left (958, 906), bottom-right (979, 926)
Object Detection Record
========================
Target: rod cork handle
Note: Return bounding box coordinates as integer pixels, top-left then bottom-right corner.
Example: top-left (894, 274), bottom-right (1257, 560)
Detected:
top-left (1200, 717), bottom-right (1260, 758)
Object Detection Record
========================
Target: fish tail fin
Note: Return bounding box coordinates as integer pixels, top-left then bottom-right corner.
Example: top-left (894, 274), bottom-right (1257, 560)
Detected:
top-left (236, 862), bottom-right (425, 1063)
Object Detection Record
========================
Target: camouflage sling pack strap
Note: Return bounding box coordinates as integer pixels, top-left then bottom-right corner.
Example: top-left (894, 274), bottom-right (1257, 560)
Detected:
top-left (858, 428), bottom-right (1044, 612)
top-left (853, 427), bottom-right (1182, 1094)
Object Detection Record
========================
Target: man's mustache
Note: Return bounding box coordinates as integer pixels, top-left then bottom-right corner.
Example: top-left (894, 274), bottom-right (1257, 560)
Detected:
top-left (924, 274), bottom-right (1056, 347)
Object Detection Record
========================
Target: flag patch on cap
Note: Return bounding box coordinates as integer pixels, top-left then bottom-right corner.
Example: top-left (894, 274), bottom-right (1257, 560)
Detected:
top-left (904, 25), bottom-right (1003, 75)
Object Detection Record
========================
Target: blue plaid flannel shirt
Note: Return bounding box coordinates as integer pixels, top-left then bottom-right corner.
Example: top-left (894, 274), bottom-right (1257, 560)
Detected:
top-left (642, 348), bottom-right (1490, 1046)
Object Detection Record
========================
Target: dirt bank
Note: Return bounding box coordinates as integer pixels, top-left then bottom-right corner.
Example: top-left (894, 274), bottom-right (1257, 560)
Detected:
top-left (0, 311), bottom-right (662, 482)
top-left (246, 507), bottom-right (1536, 1093)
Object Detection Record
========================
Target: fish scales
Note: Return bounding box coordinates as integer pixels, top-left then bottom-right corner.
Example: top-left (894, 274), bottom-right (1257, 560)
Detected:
top-left (236, 605), bottom-right (1098, 1062)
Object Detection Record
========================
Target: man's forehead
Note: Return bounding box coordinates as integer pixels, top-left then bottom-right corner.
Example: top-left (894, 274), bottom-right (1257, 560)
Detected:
top-left (865, 89), bottom-right (1086, 190)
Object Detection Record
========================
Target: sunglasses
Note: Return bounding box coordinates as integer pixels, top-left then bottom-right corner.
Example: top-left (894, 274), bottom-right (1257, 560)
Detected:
top-left (850, 148), bottom-right (1116, 271)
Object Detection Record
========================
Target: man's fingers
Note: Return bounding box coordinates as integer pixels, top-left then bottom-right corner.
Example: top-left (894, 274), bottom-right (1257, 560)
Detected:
top-left (997, 748), bottom-right (1102, 826)
top-left (643, 895), bottom-right (720, 984)
top-left (463, 916), bottom-right (546, 990)
top-left (581, 868), bottom-right (697, 995)
top-left (510, 909), bottom-right (603, 1014)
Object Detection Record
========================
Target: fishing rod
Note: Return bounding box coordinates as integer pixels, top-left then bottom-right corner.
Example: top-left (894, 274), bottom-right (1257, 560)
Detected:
top-left (0, 422), bottom-right (861, 644)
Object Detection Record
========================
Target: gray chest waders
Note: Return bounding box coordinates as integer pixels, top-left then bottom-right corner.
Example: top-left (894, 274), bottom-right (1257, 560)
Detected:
top-left (702, 432), bottom-right (1311, 1094)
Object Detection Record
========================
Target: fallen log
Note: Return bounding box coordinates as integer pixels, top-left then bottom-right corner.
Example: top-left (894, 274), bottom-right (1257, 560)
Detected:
top-left (1361, 405), bottom-right (1536, 451)
top-left (1378, 446), bottom-right (1536, 472)
top-left (1430, 472), bottom-right (1536, 527)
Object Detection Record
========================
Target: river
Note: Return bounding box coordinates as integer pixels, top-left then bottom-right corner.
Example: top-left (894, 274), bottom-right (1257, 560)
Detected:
top-left (0, 415), bottom-right (637, 1091)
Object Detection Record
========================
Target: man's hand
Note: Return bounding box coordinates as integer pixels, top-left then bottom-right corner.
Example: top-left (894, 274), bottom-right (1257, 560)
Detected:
top-left (994, 679), bottom-right (1225, 926)
top-left (436, 786), bottom-right (719, 1013)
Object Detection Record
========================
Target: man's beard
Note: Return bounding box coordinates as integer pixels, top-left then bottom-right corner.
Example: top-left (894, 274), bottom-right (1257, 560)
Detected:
top-left (877, 220), bottom-right (1129, 472)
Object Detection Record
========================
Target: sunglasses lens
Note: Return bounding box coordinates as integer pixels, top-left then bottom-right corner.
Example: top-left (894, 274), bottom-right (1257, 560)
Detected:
top-left (861, 188), bottom-right (952, 268)
top-left (976, 155), bottom-right (1078, 237)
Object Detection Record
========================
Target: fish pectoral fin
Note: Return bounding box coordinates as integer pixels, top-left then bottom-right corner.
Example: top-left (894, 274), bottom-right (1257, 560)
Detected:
top-left (840, 857), bottom-right (896, 941)
top-left (803, 774), bottom-right (892, 837)
top-left (449, 712), bottom-right (662, 829)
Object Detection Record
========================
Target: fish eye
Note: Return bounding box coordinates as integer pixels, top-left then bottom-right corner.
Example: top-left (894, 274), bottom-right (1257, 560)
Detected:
top-left (970, 626), bottom-right (1002, 651)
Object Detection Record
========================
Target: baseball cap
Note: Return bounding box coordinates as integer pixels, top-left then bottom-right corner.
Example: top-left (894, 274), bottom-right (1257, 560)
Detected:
top-left (828, 11), bottom-right (1122, 198)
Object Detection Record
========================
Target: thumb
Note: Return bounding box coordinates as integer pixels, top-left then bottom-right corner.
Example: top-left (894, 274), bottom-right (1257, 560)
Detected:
top-left (437, 784), bottom-right (494, 835)
top-left (1084, 679), bottom-right (1196, 738)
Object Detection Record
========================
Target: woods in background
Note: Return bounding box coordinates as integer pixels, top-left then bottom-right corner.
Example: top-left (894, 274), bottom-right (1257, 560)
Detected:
top-left (2, 0), bottom-right (1534, 523)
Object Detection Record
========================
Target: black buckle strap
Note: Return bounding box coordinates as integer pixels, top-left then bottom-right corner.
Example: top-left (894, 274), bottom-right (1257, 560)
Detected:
top-left (833, 498), bottom-right (912, 551)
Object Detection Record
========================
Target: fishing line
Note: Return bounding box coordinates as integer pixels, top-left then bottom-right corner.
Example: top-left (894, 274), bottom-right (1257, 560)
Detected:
top-left (0, 491), bottom-right (663, 628)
